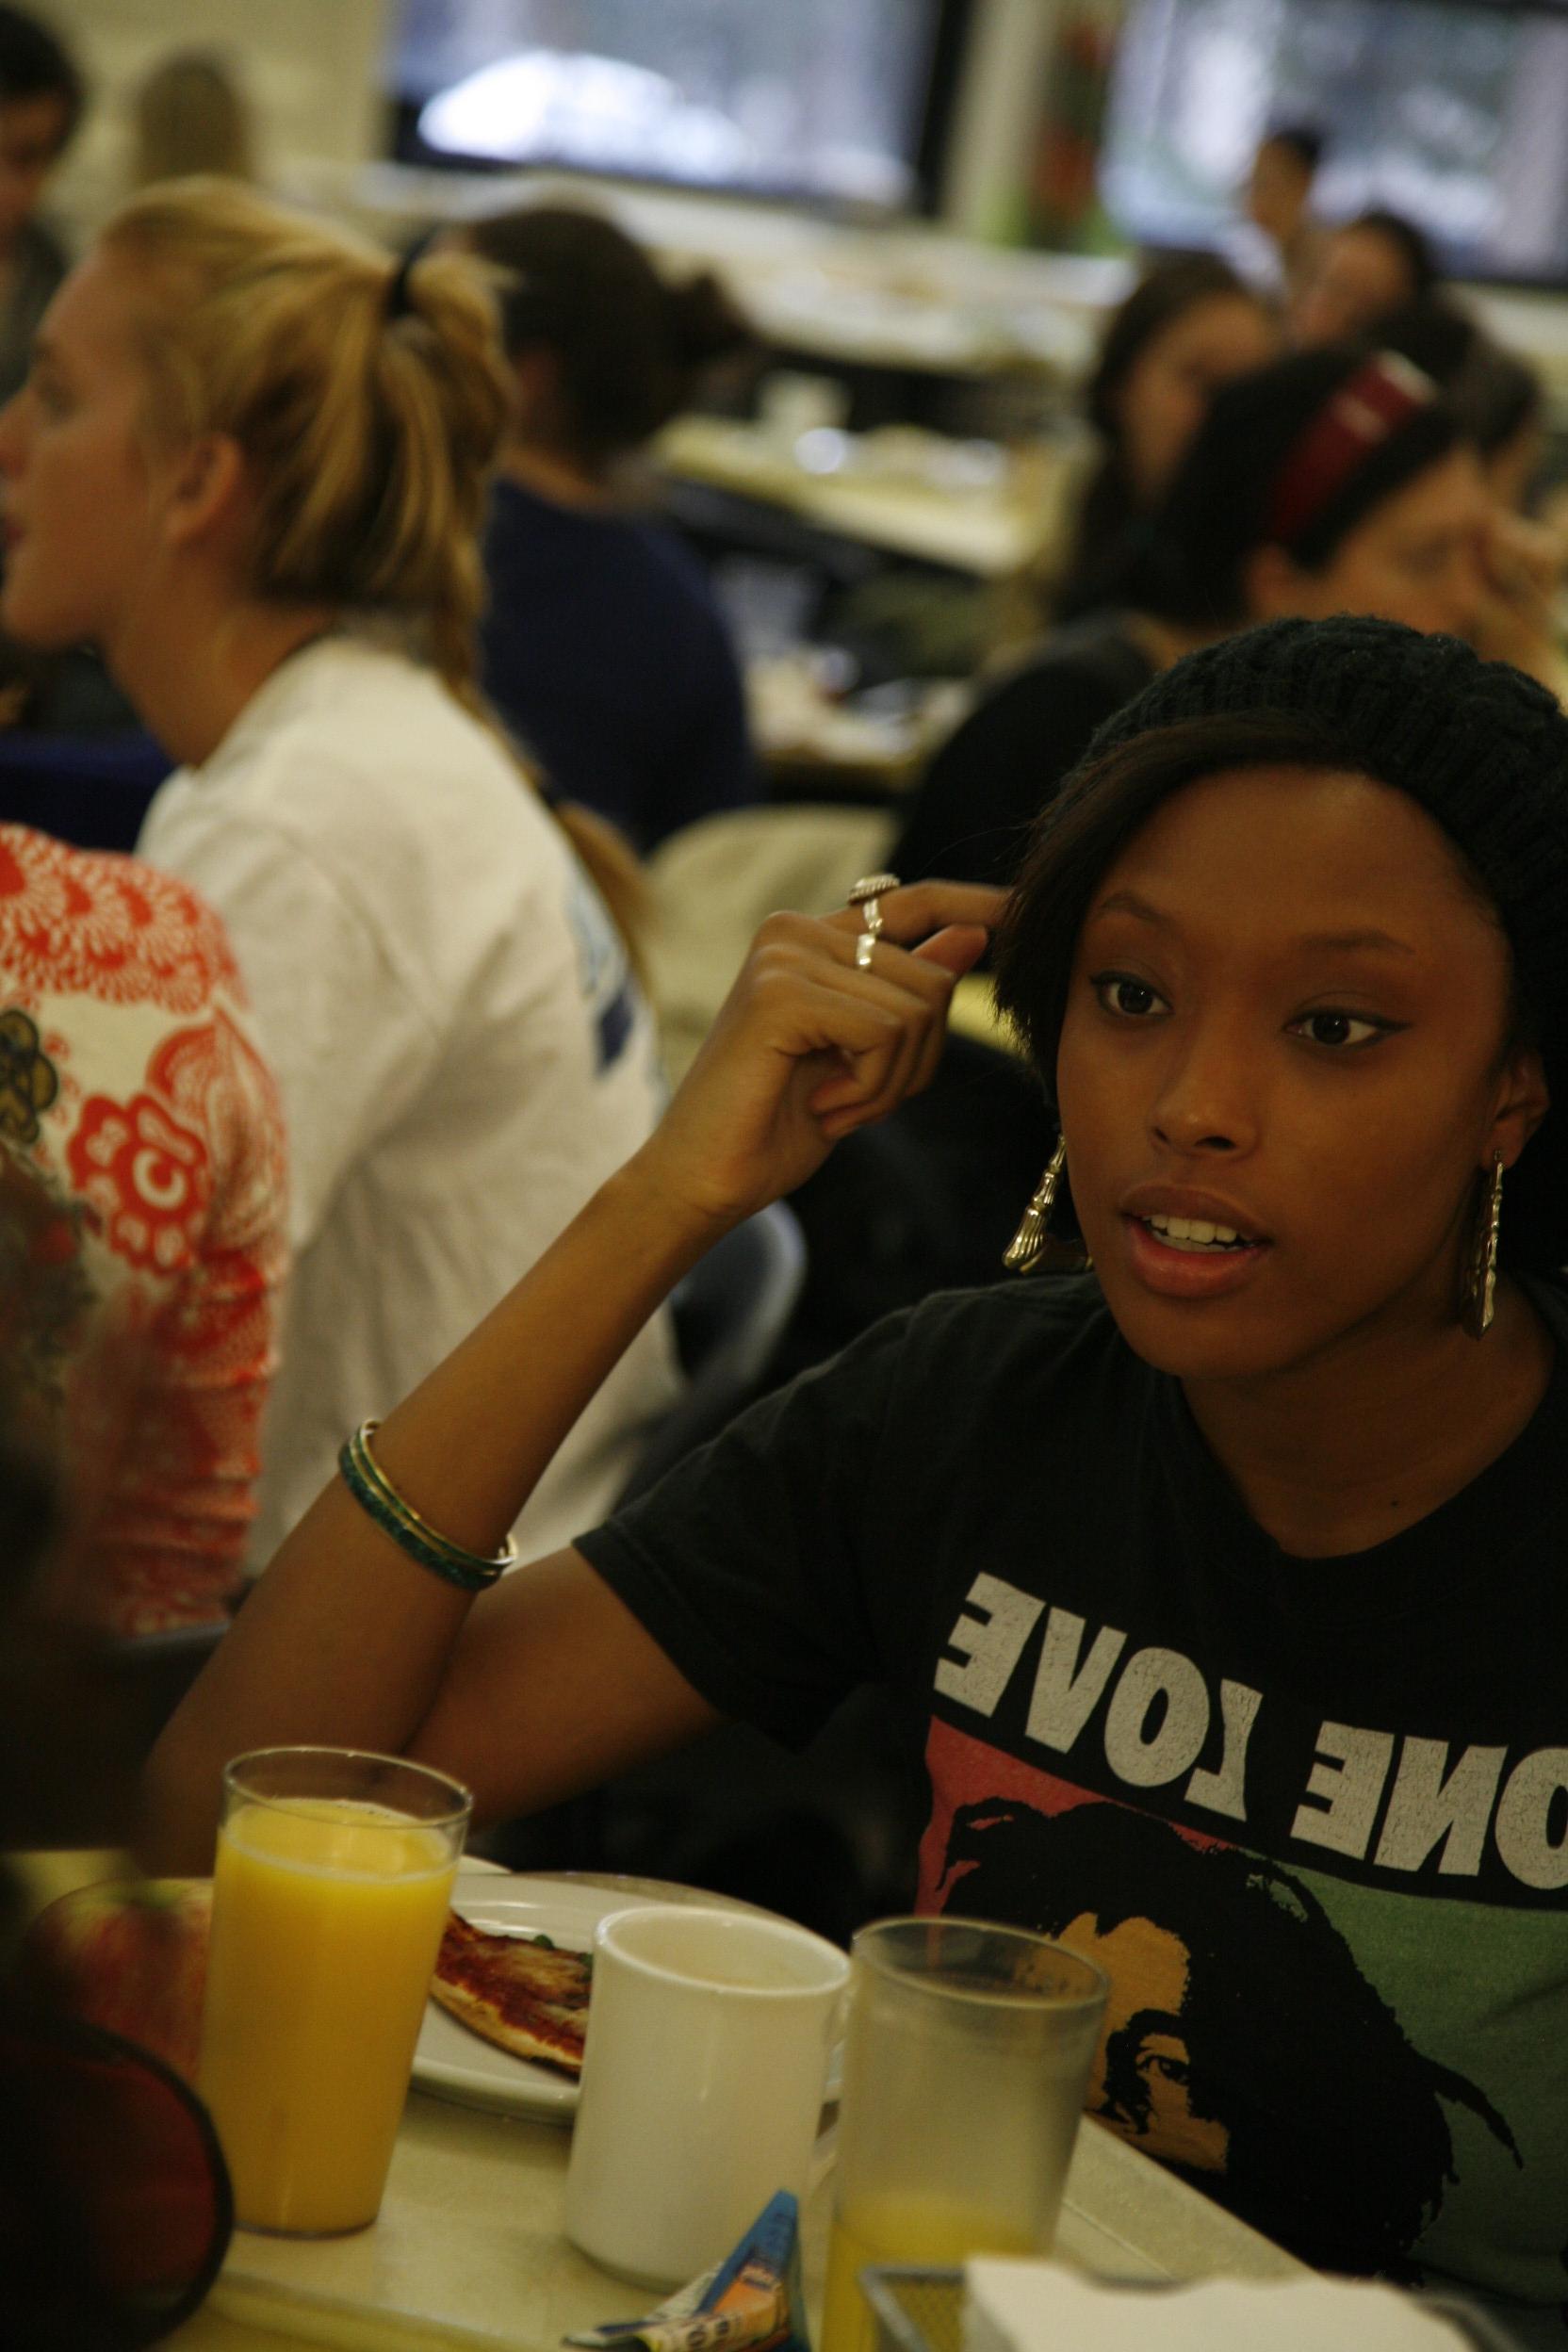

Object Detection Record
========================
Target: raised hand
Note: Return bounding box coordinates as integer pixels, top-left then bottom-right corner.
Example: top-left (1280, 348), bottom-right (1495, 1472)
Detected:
top-left (634, 879), bottom-right (1005, 1229)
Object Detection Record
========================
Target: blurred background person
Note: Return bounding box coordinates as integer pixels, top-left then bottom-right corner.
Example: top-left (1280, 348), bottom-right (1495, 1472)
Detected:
top-left (1377, 296), bottom-right (1548, 515)
top-left (0, 177), bottom-right (681, 1572)
top-left (0, 825), bottom-right (286, 1640)
top-left (468, 204), bottom-right (760, 852)
top-left (1053, 252), bottom-right (1280, 625)
top-left (0, 4), bottom-right (83, 404)
top-left (129, 49), bottom-right (255, 191)
top-left (1243, 121), bottom-right (1325, 302)
top-left (1293, 207), bottom-right (1438, 347)
top-left (896, 345), bottom-right (1499, 895)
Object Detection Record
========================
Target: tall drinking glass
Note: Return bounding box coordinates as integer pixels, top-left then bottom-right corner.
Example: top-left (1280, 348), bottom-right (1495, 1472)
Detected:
top-left (198, 1745), bottom-right (471, 2236)
top-left (820, 1918), bottom-right (1109, 2352)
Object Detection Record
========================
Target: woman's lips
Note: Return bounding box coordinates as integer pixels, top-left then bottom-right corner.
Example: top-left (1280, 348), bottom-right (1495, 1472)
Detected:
top-left (1121, 1212), bottom-right (1271, 1300)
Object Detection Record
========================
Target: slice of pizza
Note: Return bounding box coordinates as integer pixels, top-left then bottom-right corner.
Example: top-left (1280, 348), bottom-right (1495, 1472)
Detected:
top-left (429, 1910), bottom-right (593, 2076)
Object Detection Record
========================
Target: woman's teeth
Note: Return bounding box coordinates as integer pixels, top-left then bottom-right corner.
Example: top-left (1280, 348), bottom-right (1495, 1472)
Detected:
top-left (1143, 1214), bottom-right (1253, 1253)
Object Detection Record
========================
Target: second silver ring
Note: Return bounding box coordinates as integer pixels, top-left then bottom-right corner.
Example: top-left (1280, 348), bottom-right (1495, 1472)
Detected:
top-left (855, 931), bottom-right (877, 970)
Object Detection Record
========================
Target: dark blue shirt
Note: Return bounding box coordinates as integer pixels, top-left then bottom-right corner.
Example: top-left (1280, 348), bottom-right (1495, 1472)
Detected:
top-left (480, 477), bottom-right (756, 851)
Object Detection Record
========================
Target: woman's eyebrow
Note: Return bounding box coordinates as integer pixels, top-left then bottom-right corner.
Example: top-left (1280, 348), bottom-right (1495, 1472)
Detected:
top-left (1091, 889), bottom-right (1166, 926)
top-left (1295, 928), bottom-right (1417, 957)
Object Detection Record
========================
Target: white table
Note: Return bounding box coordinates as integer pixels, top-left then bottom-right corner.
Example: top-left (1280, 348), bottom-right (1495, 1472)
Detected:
top-left (176, 2060), bottom-right (1299, 2349)
top-left (654, 417), bottom-right (1074, 581)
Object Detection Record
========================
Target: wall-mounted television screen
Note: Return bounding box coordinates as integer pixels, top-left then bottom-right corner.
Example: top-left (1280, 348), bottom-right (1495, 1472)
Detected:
top-left (1101, 0), bottom-right (1568, 286)
top-left (385, 0), bottom-right (949, 211)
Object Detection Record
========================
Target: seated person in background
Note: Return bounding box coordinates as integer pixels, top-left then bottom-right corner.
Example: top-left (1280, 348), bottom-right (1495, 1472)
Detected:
top-left (0, 824), bottom-right (286, 1634)
top-left (895, 342), bottom-right (1561, 892)
top-left (0, 178), bottom-right (680, 1569)
top-left (1054, 253), bottom-right (1279, 625)
top-left (0, 4), bottom-right (83, 403)
top-left (145, 616), bottom-right (1568, 2319)
top-left (1242, 122), bottom-right (1325, 302)
top-left (129, 50), bottom-right (256, 190)
top-left (1292, 207), bottom-right (1437, 349)
top-left (1378, 297), bottom-right (1547, 515)
top-left (468, 205), bottom-right (759, 852)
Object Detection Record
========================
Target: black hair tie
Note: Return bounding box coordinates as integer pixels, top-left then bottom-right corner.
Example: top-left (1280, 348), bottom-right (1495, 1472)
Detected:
top-left (385, 227), bottom-right (440, 322)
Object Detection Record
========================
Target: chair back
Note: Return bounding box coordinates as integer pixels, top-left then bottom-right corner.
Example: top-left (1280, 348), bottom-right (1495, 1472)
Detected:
top-left (618, 1200), bottom-right (806, 1505)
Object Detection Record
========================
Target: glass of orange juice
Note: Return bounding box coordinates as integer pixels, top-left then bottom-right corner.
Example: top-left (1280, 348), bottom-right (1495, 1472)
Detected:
top-left (820, 1919), bottom-right (1108, 2352)
top-left (198, 1744), bottom-right (471, 2236)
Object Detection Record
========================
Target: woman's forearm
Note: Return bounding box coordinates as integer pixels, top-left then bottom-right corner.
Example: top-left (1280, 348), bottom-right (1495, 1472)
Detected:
top-left (139, 879), bottom-right (1003, 1869)
top-left (139, 1155), bottom-right (724, 1866)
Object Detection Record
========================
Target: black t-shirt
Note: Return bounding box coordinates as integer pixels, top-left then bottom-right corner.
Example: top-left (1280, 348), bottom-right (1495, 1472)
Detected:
top-left (890, 617), bottom-right (1156, 890)
top-left (579, 1274), bottom-right (1568, 2310)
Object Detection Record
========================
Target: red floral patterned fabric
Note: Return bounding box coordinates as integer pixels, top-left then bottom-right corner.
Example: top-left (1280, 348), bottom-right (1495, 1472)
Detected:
top-left (0, 826), bottom-right (287, 1635)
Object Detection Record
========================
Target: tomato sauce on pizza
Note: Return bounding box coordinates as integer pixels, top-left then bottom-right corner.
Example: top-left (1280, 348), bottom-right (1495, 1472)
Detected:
top-left (429, 1912), bottom-right (593, 2075)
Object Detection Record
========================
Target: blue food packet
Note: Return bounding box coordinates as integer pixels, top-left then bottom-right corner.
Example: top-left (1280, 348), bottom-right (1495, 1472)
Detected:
top-left (564, 2190), bottom-right (810, 2352)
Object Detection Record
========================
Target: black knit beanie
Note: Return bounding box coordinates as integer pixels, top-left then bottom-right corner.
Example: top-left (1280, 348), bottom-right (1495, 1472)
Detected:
top-left (1064, 615), bottom-right (1568, 1270)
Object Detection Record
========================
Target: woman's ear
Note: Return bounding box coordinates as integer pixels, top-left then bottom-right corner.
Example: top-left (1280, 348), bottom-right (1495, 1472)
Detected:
top-left (157, 431), bottom-right (249, 552)
top-left (1491, 1044), bottom-right (1550, 1171)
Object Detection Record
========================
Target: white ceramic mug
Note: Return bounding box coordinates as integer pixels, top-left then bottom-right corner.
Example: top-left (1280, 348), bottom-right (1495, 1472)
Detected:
top-left (564, 1903), bottom-right (849, 2286)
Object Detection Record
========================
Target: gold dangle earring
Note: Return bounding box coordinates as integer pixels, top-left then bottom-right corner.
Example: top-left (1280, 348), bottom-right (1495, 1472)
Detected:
top-left (1004, 1139), bottom-right (1068, 1274)
top-left (1460, 1152), bottom-right (1504, 1340)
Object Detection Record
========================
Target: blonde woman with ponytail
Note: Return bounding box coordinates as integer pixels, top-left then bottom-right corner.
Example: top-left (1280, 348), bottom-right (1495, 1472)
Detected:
top-left (0, 176), bottom-right (678, 1567)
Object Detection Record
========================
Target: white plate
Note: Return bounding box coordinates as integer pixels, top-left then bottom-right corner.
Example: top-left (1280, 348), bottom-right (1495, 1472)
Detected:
top-left (413, 1870), bottom-right (767, 2123)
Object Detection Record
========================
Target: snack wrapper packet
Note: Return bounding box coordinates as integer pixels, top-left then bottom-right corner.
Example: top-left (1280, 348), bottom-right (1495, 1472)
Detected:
top-left (564, 2190), bottom-right (809, 2352)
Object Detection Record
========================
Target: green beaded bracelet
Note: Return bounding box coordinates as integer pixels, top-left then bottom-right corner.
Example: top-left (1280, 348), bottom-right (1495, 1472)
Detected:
top-left (337, 1419), bottom-right (515, 1592)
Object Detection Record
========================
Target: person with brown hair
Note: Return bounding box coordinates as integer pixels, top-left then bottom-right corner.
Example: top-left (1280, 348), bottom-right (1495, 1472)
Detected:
top-left (1293, 209), bottom-right (1439, 350)
top-left (1054, 253), bottom-right (1279, 626)
top-left (129, 49), bottom-right (255, 190)
top-left (0, 4), bottom-right (84, 403)
top-left (0, 176), bottom-right (678, 1572)
top-left (1243, 123), bottom-right (1325, 302)
top-left (468, 204), bottom-right (758, 850)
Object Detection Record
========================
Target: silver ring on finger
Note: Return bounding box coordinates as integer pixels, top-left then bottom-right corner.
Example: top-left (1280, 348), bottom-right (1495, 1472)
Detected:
top-left (847, 871), bottom-right (900, 938)
top-left (855, 931), bottom-right (877, 971)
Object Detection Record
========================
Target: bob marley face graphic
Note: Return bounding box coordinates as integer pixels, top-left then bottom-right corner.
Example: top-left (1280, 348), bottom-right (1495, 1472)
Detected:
top-left (937, 1793), bottom-right (1519, 2276)
top-left (1057, 1905), bottom-right (1230, 2176)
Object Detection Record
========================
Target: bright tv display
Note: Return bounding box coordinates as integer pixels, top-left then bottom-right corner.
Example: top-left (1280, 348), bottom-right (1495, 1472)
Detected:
top-left (1101, 0), bottom-right (1568, 286)
top-left (385, 0), bottom-right (948, 210)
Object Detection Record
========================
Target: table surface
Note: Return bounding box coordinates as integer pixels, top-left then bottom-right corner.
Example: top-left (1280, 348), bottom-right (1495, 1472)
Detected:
top-left (655, 417), bottom-right (1073, 580)
top-left (176, 2085), bottom-right (1299, 2351)
top-left (16, 1854), bottom-right (1301, 2351)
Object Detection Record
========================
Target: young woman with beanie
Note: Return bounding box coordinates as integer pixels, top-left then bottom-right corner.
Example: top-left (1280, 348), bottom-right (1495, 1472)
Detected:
top-left (467, 204), bottom-right (758, 850)
top-left (150, 612), bottom-right (1568, 2318)
top-left (0, 177), bottom-right (678, 1571)
top-left (893, 340), bottom-right (1563, 892)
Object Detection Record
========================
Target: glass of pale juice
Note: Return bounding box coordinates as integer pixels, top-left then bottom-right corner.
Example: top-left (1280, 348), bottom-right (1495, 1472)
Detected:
top-left (820, 1918), bottom-right (1109, 2352)
top-left (198, 1745), bottom-right (471, 2236)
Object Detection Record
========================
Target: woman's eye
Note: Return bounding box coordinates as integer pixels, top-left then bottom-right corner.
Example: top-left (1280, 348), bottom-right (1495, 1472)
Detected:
top-left (1090, 972), bottom-right (1166, 1021)
top-left (1289, 1010), bottom-right (1390, 1049)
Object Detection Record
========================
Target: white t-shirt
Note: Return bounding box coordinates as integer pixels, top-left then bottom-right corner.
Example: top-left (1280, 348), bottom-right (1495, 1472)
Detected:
top-left (139, 635), bottom-right (679, 1568)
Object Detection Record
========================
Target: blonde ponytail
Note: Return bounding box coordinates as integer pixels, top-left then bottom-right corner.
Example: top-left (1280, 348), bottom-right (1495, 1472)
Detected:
top-left (102, 178), bottom-right (645, 956)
